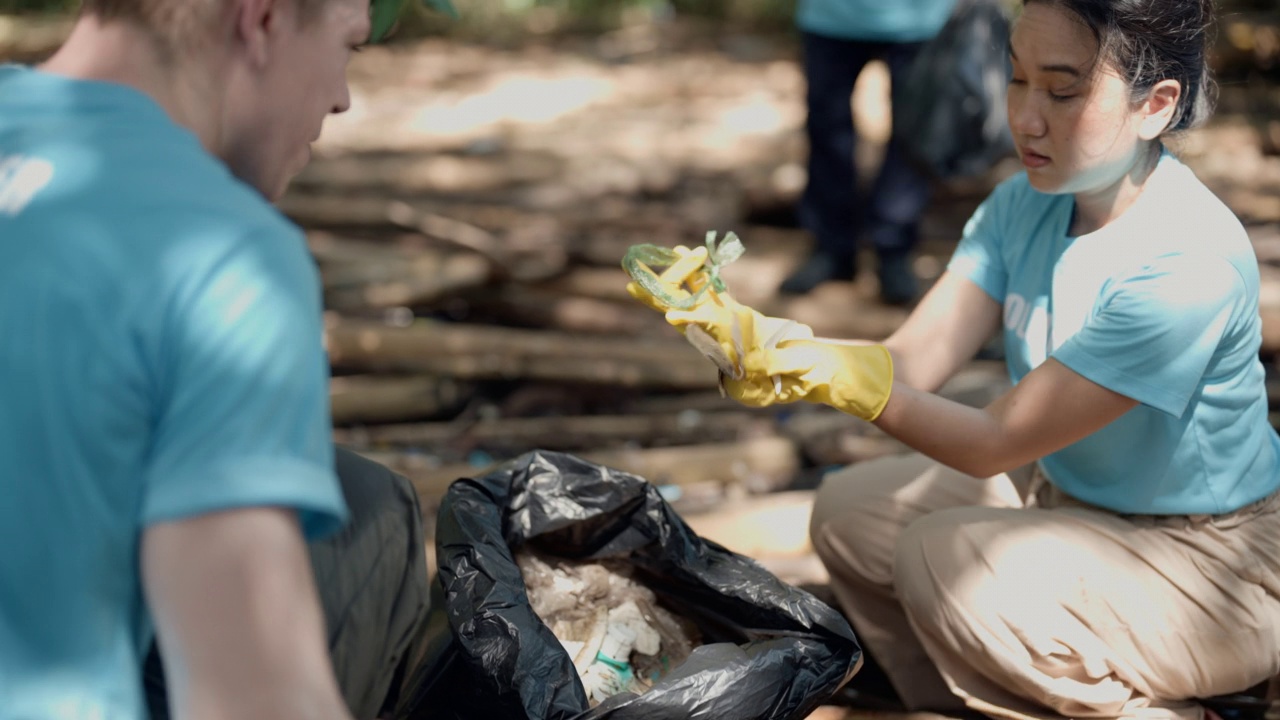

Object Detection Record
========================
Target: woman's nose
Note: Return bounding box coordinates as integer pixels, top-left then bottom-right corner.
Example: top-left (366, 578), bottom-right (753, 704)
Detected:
top-left (1008, 91), bottom-right (1046, 138)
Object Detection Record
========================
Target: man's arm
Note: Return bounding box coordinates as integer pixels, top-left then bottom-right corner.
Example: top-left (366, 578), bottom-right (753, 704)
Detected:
top-left (142, 507), bottom-right (354, 720)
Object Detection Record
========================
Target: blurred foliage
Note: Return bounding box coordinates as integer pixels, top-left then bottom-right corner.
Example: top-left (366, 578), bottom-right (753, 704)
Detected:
top-left (393, 0), bottom-right (797, 39)
top-left (0, 0), bottom-right (796, 26)
top-left (0, 0), bottom-right (75, 13)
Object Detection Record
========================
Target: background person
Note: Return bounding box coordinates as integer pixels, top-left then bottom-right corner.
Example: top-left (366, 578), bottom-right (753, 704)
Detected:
top-left (780, 0), bottom-right (958, 304)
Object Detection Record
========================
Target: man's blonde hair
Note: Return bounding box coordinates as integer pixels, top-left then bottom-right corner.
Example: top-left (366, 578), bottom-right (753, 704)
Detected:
top-left (78, 0), bottom-right (329, 48)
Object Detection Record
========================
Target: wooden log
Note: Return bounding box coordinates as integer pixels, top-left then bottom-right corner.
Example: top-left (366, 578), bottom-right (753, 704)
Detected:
top-left (501, 248), bottom-right (917, 344)
top-left (782, 410), bottom-right (907, 468)
top-left (461, 285), bottom-right (667, 336)
top-left (355, 435), bottom-right (801, 502)
top-left (324, 315), bottom-right (721, 390)
top-left (1258, 263), bottom-right (1280, 356)
top-left (781, 360), bottom-right (1009, 466)
top-left (623, 391), bottom-right (746, 415)
top-left (1248, 224), bottom-right (1280, 265)
top-left (532, 267), bottom-right (636, 303)
top-left (311, 235), bottom-right (494, 311)
top-left (282, 195), bottom-right (567, 282)
top-left (331, 410), bottom-right (773, 450)
top-left (330, 375), bottom-right (473, 425)
top-left (293, 150), bottom-right (563, 196)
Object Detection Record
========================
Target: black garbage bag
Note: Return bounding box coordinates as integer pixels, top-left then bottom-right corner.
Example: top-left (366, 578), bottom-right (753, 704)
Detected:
top-left (396, 450), bottom-right (861, 720)
top-left (893, 0), bottom-right (1016, 179)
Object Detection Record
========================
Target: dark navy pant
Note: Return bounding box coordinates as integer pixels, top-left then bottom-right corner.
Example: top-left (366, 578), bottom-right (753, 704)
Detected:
top-left (798, 31), bottom-right (934, 265)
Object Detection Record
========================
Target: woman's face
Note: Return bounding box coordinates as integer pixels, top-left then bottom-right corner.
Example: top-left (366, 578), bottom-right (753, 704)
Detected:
top-left (1007, 3), bottom-right (1152, 195)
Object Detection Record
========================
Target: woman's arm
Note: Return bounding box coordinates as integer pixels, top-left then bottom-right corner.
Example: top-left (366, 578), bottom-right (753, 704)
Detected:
top-left (820, 272), bottom-right (1004, 392)
top-left (874, 358), bottom-right (1139, 478)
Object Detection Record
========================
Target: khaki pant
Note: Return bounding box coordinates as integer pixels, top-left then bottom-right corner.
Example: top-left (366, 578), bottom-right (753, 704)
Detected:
top-left (810, 453), bottom-right (1280, 720)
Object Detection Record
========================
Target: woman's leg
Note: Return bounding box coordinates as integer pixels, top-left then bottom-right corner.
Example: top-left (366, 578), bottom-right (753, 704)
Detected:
top-left (810, 452), bottom-right (1030, 711)
top-left (893, 494), bottom-right (1280, 720)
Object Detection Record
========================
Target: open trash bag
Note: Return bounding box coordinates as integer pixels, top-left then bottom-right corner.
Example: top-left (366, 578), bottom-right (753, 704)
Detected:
top-left (396, 450), bottom-right (861, 720)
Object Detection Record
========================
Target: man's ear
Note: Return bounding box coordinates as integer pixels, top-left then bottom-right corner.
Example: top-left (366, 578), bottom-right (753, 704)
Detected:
top-left (233, 0), bottom-right (278, 68)
top-left (1139, 78), bottom-right (1181, 140)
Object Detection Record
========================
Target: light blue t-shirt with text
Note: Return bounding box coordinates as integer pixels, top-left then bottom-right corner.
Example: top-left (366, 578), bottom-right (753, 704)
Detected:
top-left (0, 66), bottom-right (348, 720)
top-left (949, 151), bottom-right (1280, 515)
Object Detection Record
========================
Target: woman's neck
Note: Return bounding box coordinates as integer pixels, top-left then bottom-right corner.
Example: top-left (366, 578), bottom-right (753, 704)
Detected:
top-left (1070, 143), bottom-right (1162, 236)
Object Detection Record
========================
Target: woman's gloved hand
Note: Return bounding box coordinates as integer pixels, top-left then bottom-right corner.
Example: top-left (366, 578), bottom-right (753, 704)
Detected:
top-left (624, 245), bottom-right (711, 313)
top-left (725, 339), bottom-right (895, 422)
top-left (624, 245), bottom-right (813, 377)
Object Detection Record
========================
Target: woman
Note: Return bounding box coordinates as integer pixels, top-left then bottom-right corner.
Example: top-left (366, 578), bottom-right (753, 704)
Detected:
top-left (629, 0), bottom-right (1280, 718)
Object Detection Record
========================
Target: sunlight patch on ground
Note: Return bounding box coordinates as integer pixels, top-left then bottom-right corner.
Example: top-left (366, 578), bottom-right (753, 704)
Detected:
top-left (411, 73), bottom-right (615, 134)
top-left (716, 91), bottom-right (794, 136)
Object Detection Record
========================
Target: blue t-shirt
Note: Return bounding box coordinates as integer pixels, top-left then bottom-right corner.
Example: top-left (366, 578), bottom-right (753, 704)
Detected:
top-left (796, 0), bottom-right (957, 43)
top-left (0, 66), bottom-right (348, 719)
top-left (949, 150), bottom-right (1280, 515)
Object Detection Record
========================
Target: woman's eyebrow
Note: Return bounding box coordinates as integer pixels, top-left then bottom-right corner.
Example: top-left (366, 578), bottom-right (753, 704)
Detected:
top-left (1008, 44), bottom-right (1084, 76)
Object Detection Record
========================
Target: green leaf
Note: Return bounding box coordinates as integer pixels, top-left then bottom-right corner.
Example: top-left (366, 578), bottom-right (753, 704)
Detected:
top-left (369, 0), bottom-right (458, 43)
top-left (368, 0), bottom-right (406, 42)
top-left (421, 0), bottom-right (459, 18)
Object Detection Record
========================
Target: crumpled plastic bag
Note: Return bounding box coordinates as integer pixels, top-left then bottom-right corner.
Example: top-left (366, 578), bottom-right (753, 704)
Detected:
top-left (396, 450), bottom-right (861, 720)
top-left (515, 549), bottom-right (702, 699)
top-left (893, 0), bottom-right (1016, 179)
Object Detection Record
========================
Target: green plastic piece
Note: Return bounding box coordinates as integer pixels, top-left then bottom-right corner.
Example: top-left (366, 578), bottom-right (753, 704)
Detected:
top-left (621, 231), bottom-right (745, 310)
top-left (370, 0), bottom-right (458, 44)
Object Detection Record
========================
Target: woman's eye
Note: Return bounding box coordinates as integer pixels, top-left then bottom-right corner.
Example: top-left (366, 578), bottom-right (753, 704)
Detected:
top-left (1048, 91), bottom-right (1076, 102)
top-left (1010, 77), bottom-right (1027, 86)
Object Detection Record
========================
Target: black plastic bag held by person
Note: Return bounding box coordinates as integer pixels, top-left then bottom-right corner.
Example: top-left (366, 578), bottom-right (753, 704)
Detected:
top-left (396, 450), bottom-right (861, 720)
top-left (893, 0), bottom-right (1016, 180)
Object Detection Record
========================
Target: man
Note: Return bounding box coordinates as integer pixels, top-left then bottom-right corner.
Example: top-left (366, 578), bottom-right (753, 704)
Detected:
top-left (0, 0), bottom-right (451, 718)
top-left (779, 0), bottom-right (957, 304)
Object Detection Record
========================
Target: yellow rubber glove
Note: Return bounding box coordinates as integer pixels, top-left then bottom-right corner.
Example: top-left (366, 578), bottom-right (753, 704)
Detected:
top-left (724, 339), bottom-right (894, 422)
top-left (663, 294), bottom-right (813, 381)
top-left (625, 245), bottom-right (814, 379)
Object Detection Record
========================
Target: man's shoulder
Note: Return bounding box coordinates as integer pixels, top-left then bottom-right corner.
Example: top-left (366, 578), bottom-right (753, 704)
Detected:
top-left (0, 65), bottom-right (298, 245)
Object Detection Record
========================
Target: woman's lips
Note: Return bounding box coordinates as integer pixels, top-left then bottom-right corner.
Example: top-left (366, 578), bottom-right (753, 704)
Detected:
top-left (1020, 148), bottom-right (1050, 168)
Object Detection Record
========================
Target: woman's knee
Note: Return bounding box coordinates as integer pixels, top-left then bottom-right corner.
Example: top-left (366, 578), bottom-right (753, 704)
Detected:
top-left (809, 453), bottom-right (933, 532)
top-left (809, 454), bottom-right (936, 586)
top-left (892, 507), bottom-right (994, 630)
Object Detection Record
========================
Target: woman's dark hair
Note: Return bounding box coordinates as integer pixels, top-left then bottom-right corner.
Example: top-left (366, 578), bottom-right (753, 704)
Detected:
top-left (1025, 0), bottom-right (1218, 132)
